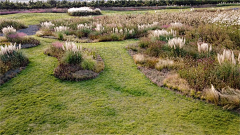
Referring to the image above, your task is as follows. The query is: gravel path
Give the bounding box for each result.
[0,25,39,36]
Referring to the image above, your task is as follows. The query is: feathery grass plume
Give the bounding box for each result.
[207,86,240,110]
[137,22,159,31]
[54,26,69,32]
[77,23,92,30]
[168,37,185,49]
[204,84,220,105]
[62,42,81,53]
[40,21,54,29]
[170,22,183,28]
[155,59,174,71]
[238,53,240,63]
[197,42,212,53]
[151,29,176,37]
[129,29,134,34]
[217,53,224,65]
[95,24,104,32]
[0,43,21,55]
[217,49,236,65]
[2,26,16,35]
[68,7,94,13]
[163,73,193,95]
[133,54,145,64]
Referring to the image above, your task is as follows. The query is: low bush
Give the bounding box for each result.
[45,41,104,81]
[139,37,152,48]
[68,7,102,16]
[0,19,27,30]
[61,51,82,65]
[212,62,240,90]
[2,27,40,46]
[58,32,64,40]
[45,42,64,59]
[81,56,96,71]
[204,85,240,110]
[0,43,28,74]
[178,57,215,91]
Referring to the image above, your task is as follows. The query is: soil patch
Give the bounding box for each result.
[0,25,39,36]
[0,67,26,86]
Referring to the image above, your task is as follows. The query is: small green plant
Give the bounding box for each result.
[58,32,64,40]
[81,57,96,70]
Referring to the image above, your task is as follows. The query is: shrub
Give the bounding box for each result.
[146,44,162,57]
[68,7,102,16]
[164,73,194,95]
[2,26,16,36]
[179,57,216,91]
[40,21,54,29]
[45,42,65,59]
[212,62,240,90]
[89,31,101,40]
[76,29,91,38]
[54,26,69,32]
[98,33,123,42]
[204,85,240,110]
[0,19,26,30]
[0,43,28,74]
[145,57,158,68]
[61,51,82,65]
[58,32,64,40]
[151,29,176,38]
[36,28,54,37]
[139,37,152,48]
[81,56,96,70]
[155,59,175,71]
[133,54,145,64]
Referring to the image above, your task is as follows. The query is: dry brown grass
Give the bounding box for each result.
[155,58,174,71]
[204,85,240,109]
[163,73,194,95]
[133,54,146,64]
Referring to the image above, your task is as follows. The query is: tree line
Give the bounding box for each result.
[0,0,239,10]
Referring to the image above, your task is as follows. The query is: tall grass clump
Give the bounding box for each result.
[0,19,27,30]
[45,41,104,81]
[0,43,28,74]
[1,26,40,46]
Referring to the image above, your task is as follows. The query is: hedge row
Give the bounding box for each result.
[0,0,239,10]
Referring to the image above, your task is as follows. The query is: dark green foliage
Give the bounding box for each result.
[76,29,91,38]
[61,51,82,65]
[0,19,27,30]
[0,0,237,10]
[68,10,102,16]
[146,44,162,57]
[7,35,40,45]
[212,62,240,90]
[89,31,101,40]
[157,35,173,42]
[99,33,123,42]
[58,32,64,40]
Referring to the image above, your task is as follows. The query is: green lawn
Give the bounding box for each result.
[0,11,240,134]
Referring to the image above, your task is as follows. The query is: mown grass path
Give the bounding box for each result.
[0,37,239,134]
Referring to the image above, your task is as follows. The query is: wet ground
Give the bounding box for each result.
[0,25,39,36]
